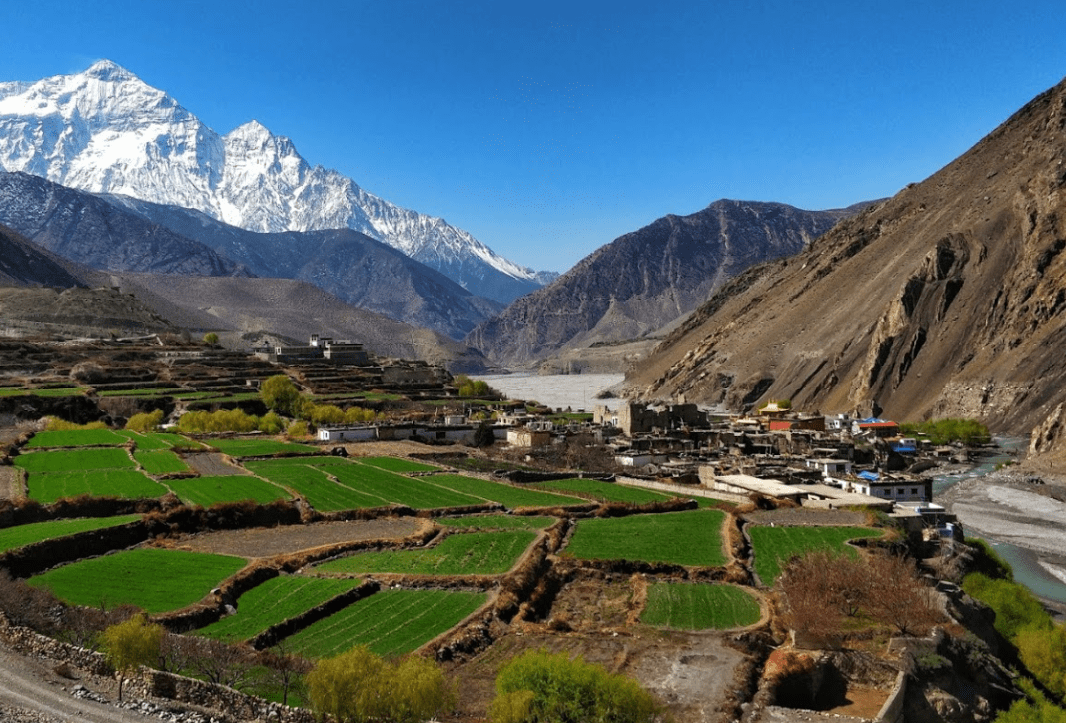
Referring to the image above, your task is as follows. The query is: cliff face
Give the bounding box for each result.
[467,200,866,369]
[627,76,1066,437]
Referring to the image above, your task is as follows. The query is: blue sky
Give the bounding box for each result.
[3,0,1065,273]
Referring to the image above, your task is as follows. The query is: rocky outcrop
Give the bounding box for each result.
[467,200,870,370]
[627,75,1066,436]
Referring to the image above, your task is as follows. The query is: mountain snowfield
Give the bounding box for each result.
[0,60,548,303]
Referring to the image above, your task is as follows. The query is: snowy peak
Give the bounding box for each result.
[0,60,548,303]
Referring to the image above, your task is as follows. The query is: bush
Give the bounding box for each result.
[125,409,164,433]
[490,649,659,723]
[309,404,346,425]
[966,539,1013,582]
[259,411,285,435]
[45,417,109,431]
[286,420,310,440]
[899,418,991,445]
[306,646,453,723]
[344,406,377,424]
[176,409,260,434]
[202,332,219,345]
[962,573,1051,640]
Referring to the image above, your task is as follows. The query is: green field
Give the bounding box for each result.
[532,478,674,504]
[641,583,761,629]
[117,431,173,450]
[27,469,169,503]
[14,447,135,472]
[356,457,439,473]
[97,387,185,397]
[28,548,246,613]
[420,474,580,508]
[207,439,318,457]
[24,429,129,448]
[198,575,363,641]
[284,589,487,659]
[327,465,483,510]
[165,475,291,507]
[436,514,555,530]
[149,433,206,450]
[134,449,190,475]
[0,515,141,553]
[748,525,883,584]
[566,509,727,567]
[314,530,536,576]
[246,460,391,511]
[0,387,84,398]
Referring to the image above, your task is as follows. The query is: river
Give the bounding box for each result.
[473,373,626,412]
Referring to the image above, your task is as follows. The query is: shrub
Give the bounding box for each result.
[286,420,310,440]
[259,411,285,435]
[310,404,346,425]
[125,409,164,433]
[100,614,164,700]
[202,332,219,345]
[344,406,377,424]
[962,573,1051,640]
[176,409,260,434]
[490,649,658,723]
[899,418,991,445]
[45,417,109,431]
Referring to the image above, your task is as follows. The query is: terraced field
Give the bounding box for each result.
[23,429,128,448]
[641,583,761,630]
[565,509,727,567]
[206,439,318,457]
[531,478,674,504]
[26,469,168,503]
[164,475,291,507]
[28,548,247,613]
[14,448,136,472]
[0,515,142,553]
[313,530,537,576]
[198,575,363,641]
[748,525,883,584]
[356,457,439,473]
[436,514,555,530]
[422,474,580,508]
[134,449,190,475]
[326,464,483,510]
[284,589,487,659]
[245,460,391,511]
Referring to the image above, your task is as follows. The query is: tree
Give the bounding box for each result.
[306,646,453,723]
[125,409,164,433]
[865,553,943,636]
[100,614,164,701]
[202,332,219,345]
[490,649,658,723]
[261,374,301,415]
[256,642,312,706]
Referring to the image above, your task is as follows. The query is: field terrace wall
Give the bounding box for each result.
[248,580,381,650]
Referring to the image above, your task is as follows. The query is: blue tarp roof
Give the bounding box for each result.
[858,470,880,481]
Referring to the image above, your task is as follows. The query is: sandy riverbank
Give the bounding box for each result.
[938,464,1066,617]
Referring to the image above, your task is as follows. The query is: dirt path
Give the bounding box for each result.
[0,467,24,500]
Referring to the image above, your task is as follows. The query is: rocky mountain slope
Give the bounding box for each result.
[0,172,500,339]
[0,60,548,303]
[626,75,1066,440]
[0,222,87,289]
[466,200,868,370]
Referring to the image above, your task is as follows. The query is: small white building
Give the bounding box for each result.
[319,426,376,442]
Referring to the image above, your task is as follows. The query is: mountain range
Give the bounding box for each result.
[466,199,873,370]
[625,75,1066,449]
[0,60,551,305]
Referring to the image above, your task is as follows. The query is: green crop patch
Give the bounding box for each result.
[15,448,135,472]
[566,509,727,567]
[198,575,362,641]
[749,526,883,585]
[24,429,129,448]
[206,439,318,457]
[532,478,673,504]
[355,457,440,473]
[117,431,172,450]
[285,589,487,659]
[436,514,555,530]
[0,515,141,553]
[327,464,482,510]
[27,469,169,503]
[153,433,206,450]
[421,474,580,508]
[29,548,246,613]
[315,530,536,576]
[641,583,761,630]
[134,449,190,475]
[97,387,185,397]
[165,475,291,507]
[246,460,388,512]
[0,387,85,398]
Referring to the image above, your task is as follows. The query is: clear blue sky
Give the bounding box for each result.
[3,0,1065,273]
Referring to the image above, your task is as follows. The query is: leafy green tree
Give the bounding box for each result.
[202,332,219,345]
[962,574,1051,640]
[100,614,164,701]
[259,411,285,435]
[287,420,311,440]
[344,406,376,424]
[1016,625,1066,701]
[176,409,260,433]
[125,409,164,433]
[306,646,453,723]
[261,375,301,415]
[490,649,658,723]
[310,404,346,425]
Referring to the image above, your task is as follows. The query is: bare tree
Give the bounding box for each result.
[866,553,943,636]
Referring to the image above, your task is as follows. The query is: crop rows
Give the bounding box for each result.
[245,461,390,511]
[15,448,135,472]
[314,530,537,576]
[0,515,142,553]
[165,475,291,507]
[206,439,318,457]
[356,457,440,473]
[284,589,487,659]
[531,478,674,504]
[565,509,727,567]
[327,465,482,509]
[134,449,190,475]
[24,429,129,448]
[28,548,246,613]
[641,583,761,630]
[198,575,363,642]
[421,474,579,508]
[27,470,168,503]
[748,525,884,584]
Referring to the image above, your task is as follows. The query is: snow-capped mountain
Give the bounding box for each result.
[0,60,547,303]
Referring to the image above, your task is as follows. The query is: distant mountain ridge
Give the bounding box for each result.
[0,60,549,303]
[466,199,872,369]
[625,75,1066,442]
